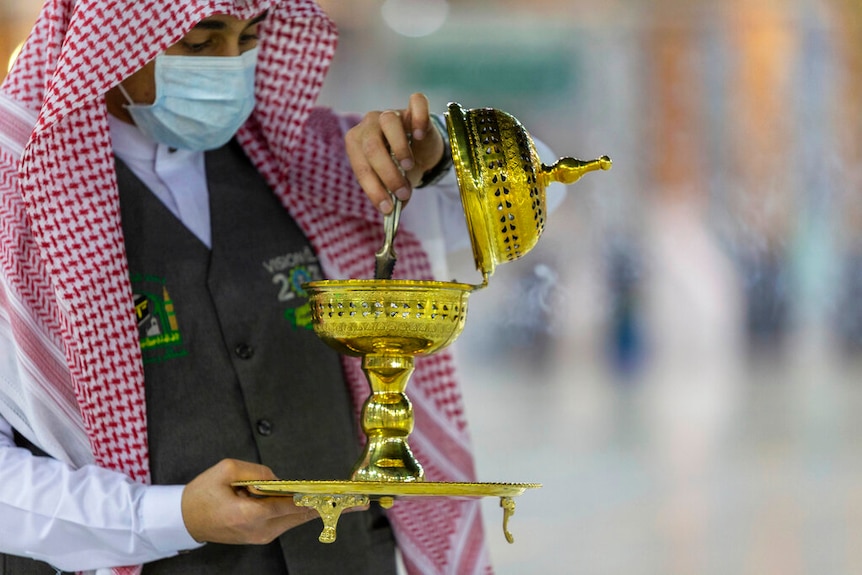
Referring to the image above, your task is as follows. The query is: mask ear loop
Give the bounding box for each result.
[116,83,136,107]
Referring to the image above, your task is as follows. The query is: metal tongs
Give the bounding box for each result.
[374,196,402,280]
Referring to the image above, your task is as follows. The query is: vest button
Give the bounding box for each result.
[235,344,254,360]
[256,419,273,436]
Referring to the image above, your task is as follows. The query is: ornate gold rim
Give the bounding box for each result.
[232,479,541,498]
[304,278,476,292]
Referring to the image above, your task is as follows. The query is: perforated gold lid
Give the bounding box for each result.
[445,102,611,286]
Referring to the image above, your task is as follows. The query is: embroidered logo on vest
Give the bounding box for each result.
[262,246,323,330]
[131,273,188,363]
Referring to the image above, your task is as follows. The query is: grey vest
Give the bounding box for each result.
[2,141,396,575]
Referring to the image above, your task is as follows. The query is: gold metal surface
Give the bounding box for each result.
[294,493,370,543]
[445,102,611,285]
[305,279,472,357]
[232,480,540,544]
[501,497,517,544]
[234,479,540,497]
[305,279,473,482]
[374,197,402,279]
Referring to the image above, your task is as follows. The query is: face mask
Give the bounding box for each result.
[120,47,259,151]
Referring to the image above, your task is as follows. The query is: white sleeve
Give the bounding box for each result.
[0,415,202,572]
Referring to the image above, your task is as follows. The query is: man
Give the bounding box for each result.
[0,1,516,573]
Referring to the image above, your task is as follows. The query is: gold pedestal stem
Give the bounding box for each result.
[351,353,425,482]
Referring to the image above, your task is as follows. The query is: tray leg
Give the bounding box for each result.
[501,497,517,544]
[294,493,370,543]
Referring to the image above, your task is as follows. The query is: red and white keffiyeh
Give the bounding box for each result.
[0,1,490,574]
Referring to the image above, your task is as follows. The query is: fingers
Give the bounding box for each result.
[345,116,408,214]
[246,495,318,530]
[182,459,318,546]
[380,110,413,172]
[345,93,443,214]
[405,92,431,142]
[403,92,444,185]
[345,111,412,214]
[219,458,278,482]
[227,493,317,545]
[260,502,318,540]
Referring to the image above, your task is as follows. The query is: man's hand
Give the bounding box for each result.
[181,459,316,545]
[345,92,446,215]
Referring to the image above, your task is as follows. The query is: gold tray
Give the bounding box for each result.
[233,479,539,497]
[232,480,541,544]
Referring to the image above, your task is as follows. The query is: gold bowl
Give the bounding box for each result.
[305,279,473,357]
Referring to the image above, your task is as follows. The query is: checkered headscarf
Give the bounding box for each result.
[0,1,490,573]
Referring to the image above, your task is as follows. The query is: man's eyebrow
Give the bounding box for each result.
[247,11,269,28]
[192,19,226,31]
[192,11,268,31]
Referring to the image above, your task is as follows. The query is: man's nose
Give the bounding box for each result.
[216,40,251,58]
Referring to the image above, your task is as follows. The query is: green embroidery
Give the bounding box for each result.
[284,302,314,330]
[131,274,187,364]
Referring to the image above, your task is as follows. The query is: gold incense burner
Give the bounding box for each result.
[235,103,611,544]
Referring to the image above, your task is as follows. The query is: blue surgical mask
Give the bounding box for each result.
[120,47,259,151]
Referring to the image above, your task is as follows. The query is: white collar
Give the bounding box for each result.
[107,113,211,247]
[107,113,199,165]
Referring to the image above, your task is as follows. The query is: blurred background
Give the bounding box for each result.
[4,0,862,573]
